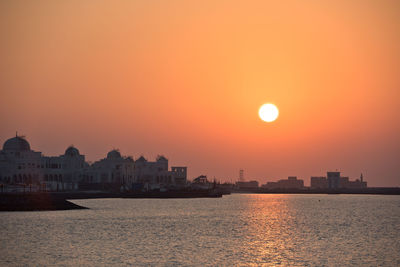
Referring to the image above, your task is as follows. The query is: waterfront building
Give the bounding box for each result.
[42,146,87,191]
[236,180,259,189]
[134,155,187,190]
[310,176,328,189]
[327,171,341,189]
[339,175,367,189]
[310,172,367,189]
[191,175,213,189]
[262,176,304,189]
[0,135,187,191]
[0,135,87,191]
[83,149,135,191]
[0,135,42,185]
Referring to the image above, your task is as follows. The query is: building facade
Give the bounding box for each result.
[310,172,367,189]
[262,176,304,189]
[236,180,259,189]
[0,135,87,191]
[83,149,135,191]
[134,155,187,190]
[0,135,187,192]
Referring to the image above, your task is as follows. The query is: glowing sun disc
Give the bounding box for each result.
[259,103,279,122]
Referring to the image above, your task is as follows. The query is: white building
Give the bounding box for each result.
[0,135,187,191]
[0,135,87,191]
[0,135,188,192]
[134,155,187,190]
[83,149,135,191]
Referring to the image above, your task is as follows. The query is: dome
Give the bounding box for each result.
[65,146,80,157]
[156,155,168,161]
[107,149,121,159]
[136,156,147,162]
[2,136,31,151]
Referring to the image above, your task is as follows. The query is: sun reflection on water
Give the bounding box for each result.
[236,194,298,265]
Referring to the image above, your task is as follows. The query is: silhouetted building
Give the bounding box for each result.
[327,172,341,189]
[0,134,187,192]
[236,180,259,189]
[262,176,304,189]
[0,134,87,191]
[84,149,135,191]
[339,175,367,189]
[191,175,213,190]
[310,172,367,189]
[310,176,328,189]
[193,175,208,184]
[134,155,187,190]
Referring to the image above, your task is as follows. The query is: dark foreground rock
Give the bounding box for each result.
[0,193,88,211]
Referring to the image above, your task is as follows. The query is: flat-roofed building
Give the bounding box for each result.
[327,172,341,189]
[310,172,367,190]
[262,176,304,189]
[310,176,328,189]
[236,180,259,189]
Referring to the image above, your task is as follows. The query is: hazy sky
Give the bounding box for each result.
[1,0,399,186]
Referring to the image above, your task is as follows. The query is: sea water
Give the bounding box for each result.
[1,194,399,266]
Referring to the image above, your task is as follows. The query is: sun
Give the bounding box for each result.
[259,103,279,122]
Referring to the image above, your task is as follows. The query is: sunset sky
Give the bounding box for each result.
[1,0,399,186]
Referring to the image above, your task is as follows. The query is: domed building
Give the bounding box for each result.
[0,134,187,192]
[85,149,134,191]
[0,134,87,192]
[65,146,80,157]
[134,154,187,189]
[2,135,31,151]
[0,134,42,187]
[107,149,122,159]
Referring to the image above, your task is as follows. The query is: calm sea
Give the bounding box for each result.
[1,194,399,266]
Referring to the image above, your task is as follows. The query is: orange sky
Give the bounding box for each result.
[1,0,399,186]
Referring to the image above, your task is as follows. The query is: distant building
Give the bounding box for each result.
[83,149,135,191]
[310,176,328,189]
[193,175,208,184]
[310,172,367,189]
[134,155,187,190]
[192,175,213,189]
[340,175,367,189]
[327,172,341,189]
[236,180,259,189]
[262,176,304,189]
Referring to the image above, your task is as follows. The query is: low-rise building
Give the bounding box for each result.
[327,172,341,189]
[134,155,187,190]
[262,176,304,189]
[310,176,328,189]
[310,172,367,189]
[83,149,135,191]
[0,135,187,192]
[236,180,259,189]
[0,135,88,191]
[191,175,213,189]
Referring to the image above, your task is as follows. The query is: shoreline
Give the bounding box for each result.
[0,193,88,212]
[232,187,400,195]
[1,187,399,212]
[0,190,223,211]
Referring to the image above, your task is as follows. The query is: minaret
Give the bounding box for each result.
[360,173,363,182]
